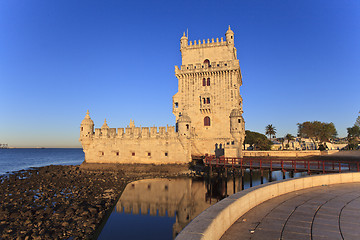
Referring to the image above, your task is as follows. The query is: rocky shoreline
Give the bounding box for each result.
[0,163,190,240]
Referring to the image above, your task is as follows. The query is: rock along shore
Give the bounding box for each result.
[0,163,190,240]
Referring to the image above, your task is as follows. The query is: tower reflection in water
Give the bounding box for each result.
[98,170,306,239]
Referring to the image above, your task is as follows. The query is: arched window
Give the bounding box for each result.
[204,116,211,126]
[203,59,210,67]
[203,78,206,86]
[207,78,210,86]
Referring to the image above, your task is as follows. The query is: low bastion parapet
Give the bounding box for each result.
[89,124,179,140]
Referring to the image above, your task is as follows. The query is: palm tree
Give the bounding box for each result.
[265,124,276,140]
[285,133,295,149]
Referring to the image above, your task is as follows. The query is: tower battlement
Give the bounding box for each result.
[175,60,240,75]
[179,26,236,66]
[184,37,227,49]
[87,121,178,139]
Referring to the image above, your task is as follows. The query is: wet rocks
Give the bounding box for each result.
[0,163,189,239]
[0,165,128,239]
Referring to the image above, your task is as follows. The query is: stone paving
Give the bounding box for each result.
[221,182,360,240]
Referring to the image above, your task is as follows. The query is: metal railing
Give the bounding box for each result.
[204,155,360,174]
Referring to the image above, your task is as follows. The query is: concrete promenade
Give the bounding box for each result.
[221,183,360,240]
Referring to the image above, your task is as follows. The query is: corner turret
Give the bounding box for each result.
[229,108,245,158]
[230,108,244,139]
[177,113,191,138]
[80,110,94,138]
[225,25,234,46]
[180,32,188,49]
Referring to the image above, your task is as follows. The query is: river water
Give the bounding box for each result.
[97,170,307,239]
[0,148,84,175]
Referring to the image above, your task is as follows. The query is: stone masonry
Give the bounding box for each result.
[79,27,245,164]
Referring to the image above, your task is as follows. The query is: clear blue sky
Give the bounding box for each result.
[1,0,359,147]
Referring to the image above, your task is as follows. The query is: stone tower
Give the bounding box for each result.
[79,27,245,164]
[173,26,245,156]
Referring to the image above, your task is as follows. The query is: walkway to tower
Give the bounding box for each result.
[220,182,360,240]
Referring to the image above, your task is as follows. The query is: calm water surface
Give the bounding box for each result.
[0,148,84,175]
[98,170,307,240]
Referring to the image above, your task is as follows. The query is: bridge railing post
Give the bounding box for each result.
[357,162,359,172]
[322,161,325,174]
[339,163,341,173]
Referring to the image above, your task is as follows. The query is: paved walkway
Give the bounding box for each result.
[221,183,360,240]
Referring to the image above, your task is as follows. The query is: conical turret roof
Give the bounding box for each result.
[101,119,109,129]
[81,110,94,125]
[226,25,234,34]
[178,113,191,122]
[181,32,188,40]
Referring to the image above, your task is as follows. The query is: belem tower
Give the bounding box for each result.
[80,26,245,164]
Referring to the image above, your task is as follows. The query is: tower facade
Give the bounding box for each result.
[173,26,245,156]
[79,27,245,164]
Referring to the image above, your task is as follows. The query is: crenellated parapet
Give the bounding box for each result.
[180,26,234,50]
[175,59,240,75]
[185,37,227,49]
[90,121,177,140]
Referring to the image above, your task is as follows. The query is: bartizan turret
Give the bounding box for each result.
[177,113,191,138]
[225,25,234,46]
[229,108,245,157]
[180,32,188,49]
[230,108,244,137]
[80,110,94,139]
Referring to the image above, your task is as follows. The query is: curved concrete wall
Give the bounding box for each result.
[176,172,360,240]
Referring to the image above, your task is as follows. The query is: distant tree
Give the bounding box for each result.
[297,121,337,149]
[265,124,276,140]
[285,133,295,149]
[347,125,360,150]
[245,130,273,150]
[355,111,360,128]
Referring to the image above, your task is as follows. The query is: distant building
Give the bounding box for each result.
[79,27,245,164]
[0,144,8,149]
